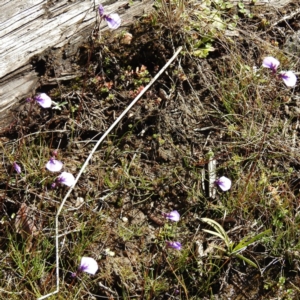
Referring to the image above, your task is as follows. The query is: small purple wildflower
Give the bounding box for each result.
[78,257,98,275]
[262,57,280,73]
[279,71,297,87]
[35,93,52,108]
[262,57,297,87]
[166,241,182,250]
[57,172,75,187]
[98,4,104,16]
[70,272,77,278]
[105,15,121,29]
[215,176,232,192]
[13,162,21,174]
[98,5,121,29]
[46,157,63,172]
[163,210,180,222]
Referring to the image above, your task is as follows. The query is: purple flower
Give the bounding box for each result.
[57,172,75,187]
[279,71,297,87]
[262,57,297,87]
[215,176,232,192]
[77,257,98,275]
[98,5,121,29]
[46,157,63,172]
[163,210,180,222]
[35,93,52,108]
[166,241,182,250]
[262,57,280,73]
[98,4,104,16]
[105,14,121,29]
[13,162,21,174]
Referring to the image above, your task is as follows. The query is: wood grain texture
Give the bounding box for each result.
[0,0,153,128]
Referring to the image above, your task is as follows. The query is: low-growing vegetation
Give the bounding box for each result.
[1,0,300,299]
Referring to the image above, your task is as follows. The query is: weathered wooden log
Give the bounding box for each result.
[0,0,153,129]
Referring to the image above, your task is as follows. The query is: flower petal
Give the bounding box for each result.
[163,210,180,222]
[166,241,182,250]
[262,57,280,71]
[79,257,98,275]
[13,162,21,174]
[280,71,297,87]
[215,176,232,192]
[46,158,63,172]
[35,93,52,108]
[98,4,104,17]
[57,172,75,187]
[105,14,121,29]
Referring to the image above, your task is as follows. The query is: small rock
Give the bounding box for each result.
[121,216,128,223]
[75,197,84,207]
[120,32,133,45]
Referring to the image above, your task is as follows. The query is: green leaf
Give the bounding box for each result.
[233,229,271,253]
[234,254,258,268]
[192,49,210,58]
[201,218,231,248]
[211,15,226,31]
[202,229,226,241]
[192,43,215,58]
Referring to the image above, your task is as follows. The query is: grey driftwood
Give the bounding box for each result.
[0,0,153,129]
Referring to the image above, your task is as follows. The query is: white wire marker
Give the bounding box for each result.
[38,45,183,299]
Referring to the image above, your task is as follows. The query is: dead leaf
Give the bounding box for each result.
[120,32,133,45]
[15,203,39,237]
